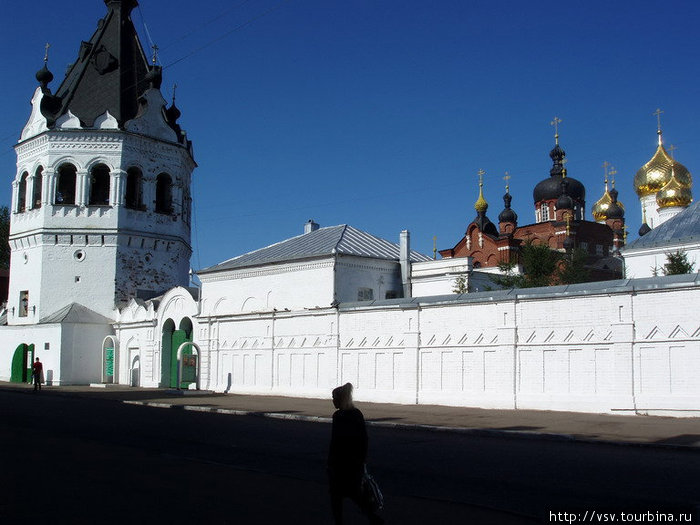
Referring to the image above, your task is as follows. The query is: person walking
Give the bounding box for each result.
[327,383,384,525]
[32,357,43,392]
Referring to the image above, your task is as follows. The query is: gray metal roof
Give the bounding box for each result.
[623,200,700,251]
[199,225,431,274]
[39,303,113,325]
[339,272,700,310]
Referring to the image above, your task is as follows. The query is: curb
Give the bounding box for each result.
[121,400,698,451]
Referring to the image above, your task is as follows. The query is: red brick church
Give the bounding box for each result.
[439,132,625,280]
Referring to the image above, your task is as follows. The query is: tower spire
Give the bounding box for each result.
[551,116,562,145]
[653,108,664,146]
[474,169,488,213]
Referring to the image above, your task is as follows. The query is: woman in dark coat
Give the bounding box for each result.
[327,383,383,524]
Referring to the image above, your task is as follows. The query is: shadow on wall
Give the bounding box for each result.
[46,370,53,386]
[225,372,232,393]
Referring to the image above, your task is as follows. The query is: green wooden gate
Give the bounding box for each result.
[10,344,33,383]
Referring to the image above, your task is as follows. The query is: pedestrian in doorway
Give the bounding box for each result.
[32,357,43,392]
[327,383,384,525]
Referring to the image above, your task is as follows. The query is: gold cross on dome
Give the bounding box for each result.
[503,172,511,192]
[668,144,677,159]
[609,167,617,188]
[478,169,485,186]
[551,116,562,143]
[653,108,664,131]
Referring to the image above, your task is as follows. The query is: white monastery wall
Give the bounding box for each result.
[112,278,700,416]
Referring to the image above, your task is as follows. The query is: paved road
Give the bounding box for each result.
[1,390,698,524]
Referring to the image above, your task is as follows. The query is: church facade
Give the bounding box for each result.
[1,1,698,417]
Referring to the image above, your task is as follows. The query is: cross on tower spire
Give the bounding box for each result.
[668,144,677,160]
[151,44,159,65]
[43,42,50,64]
[653,108,664,145]
[503,171,511,193]
[551,116,562,145]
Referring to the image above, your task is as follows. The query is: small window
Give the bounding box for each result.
[89,164,111,206]
[125,167,143,210]
[580,241,589,252]
[357,288,374,301]
[17,172,28,212]
[56,164,77,205]
[596,244,604,256]
[33,167,43,208]
[385,291,398,300]
[19,291,29,317]
[155,173,173,214]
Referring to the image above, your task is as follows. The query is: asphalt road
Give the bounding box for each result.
[1,390,698,524]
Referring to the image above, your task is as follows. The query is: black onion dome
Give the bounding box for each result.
[606,188,624,219]
[474,212,498,237]
[166,102,181,123]
[498,208,517,223]
[550,143,565,162]
[145,66,163,89]
[498,192,518,223]
[556,179,573,210]
[534,175,585,203]
[35,64,54,88]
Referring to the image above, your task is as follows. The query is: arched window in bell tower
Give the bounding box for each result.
[89,164,111,206]
[17,172,28,212]
[125,167,143,210]
[33,166,43,209]
[155,173,173,214]
[56,164,77,205]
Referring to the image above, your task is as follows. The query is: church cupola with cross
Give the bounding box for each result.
[533,117,585,223]
[8,0,196,324]
[633,109,692,230]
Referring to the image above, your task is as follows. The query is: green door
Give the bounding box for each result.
[170,329,193,389]
[104,345,115,383]
[10,344,33,383]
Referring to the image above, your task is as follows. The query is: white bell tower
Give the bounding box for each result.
[8,0,195,324]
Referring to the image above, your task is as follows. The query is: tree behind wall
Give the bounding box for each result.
[663,250,695,276]
[0,205,9,269]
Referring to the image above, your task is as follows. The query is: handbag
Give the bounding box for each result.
[361,464,384,512]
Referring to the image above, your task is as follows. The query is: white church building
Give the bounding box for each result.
[2,0,699,417]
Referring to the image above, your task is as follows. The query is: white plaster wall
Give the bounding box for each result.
[200,260,336,314]
[0,324,62,383]
[60,322,112,385]
[623,243,700,278]
[335,255,402,302]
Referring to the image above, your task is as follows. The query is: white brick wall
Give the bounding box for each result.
[106,278,700,416]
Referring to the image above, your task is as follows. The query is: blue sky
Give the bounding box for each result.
[1,0,698,270]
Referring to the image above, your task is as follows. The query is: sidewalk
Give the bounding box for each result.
[2,382,699,448]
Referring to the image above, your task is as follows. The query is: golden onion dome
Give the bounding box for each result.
[591,187,612,222]
[656,169,693,208]
[634,140,692,197]
[474,182,488,213]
